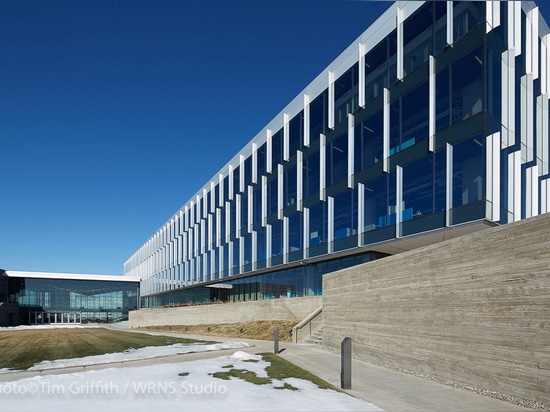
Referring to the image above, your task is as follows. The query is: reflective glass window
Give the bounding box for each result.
[257,227,267,269]
[257,143,267,177]
[304,149,320,197]
[310,90,328,142]
[253,184,262,225]
[365,30,397,103]
[284,164,297,207]
[289,111,303,154]
[272,129,283,166]
[240,191,248,231]
[328,133,348,185]
[363,173,389,230]
[436,66,450,132]
[308,202,327,246]
[271,220,283,260]
[453,1,485,42]
[451,46,484,125]
[243,233,252,272]
[402,155,436,221]
[232,239,240,274]
[404,2,434,76]
[334,189,357,240]
[335,63,359,125]
[452,135,484,207]
[354,110,383,172]
[390,80,429,156]
[244,156,252,186]
[267,175,278,216]
[233,166,240,195]
[288,212,303,256]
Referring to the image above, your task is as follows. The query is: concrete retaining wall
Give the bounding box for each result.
[129,296,321,328]
[323,213,550,406]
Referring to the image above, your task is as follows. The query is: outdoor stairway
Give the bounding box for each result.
[305,327,323,345]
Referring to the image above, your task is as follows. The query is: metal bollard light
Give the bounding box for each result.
[341,337,352,389]
[274,327,279,354]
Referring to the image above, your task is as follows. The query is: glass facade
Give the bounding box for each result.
[5,275,139,324]
[125,1,550,309]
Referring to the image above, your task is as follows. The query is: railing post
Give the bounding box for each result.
[341,337,352,389]
[274,327,279,354]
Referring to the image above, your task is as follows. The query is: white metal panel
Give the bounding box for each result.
[537,95,549,175]
[514,1,522,57]
[542,35,549,95]
[278,164,284,220]
[218,174,224,207]
[194,223,199,258]
[508,150,522,222]
[283,216,289,264]
[251,230,257,271]
[357,182,364,246]
[297,150,303,211]
[235,193,241,237]
[216,208,221,247]
[525,165,539,218]
[208,214,213,251]
[383,88,390,172]
[396,165,402,238]
[520,74,531,161]
[228,165,234,200]
[486,0,501,34]
[239,154,245,193]
[261,175,267,226]
[348,113,355,188]
[328,72,335,129]
[542,179,549,214]
[218,245,223,278]
[203,188,208,217]
[303,207,309,259]
[397,6,403,81]
[201,219,206,254]
[266,129,272,174]
[252,142,258,184]
[446,143,453,227]
[239,236,244,273]
[210,181,215,213]
[225,201,231,243]
[358,42,366,108]
[327,196,334,254]
[487,132,501,222]
[320,134,326,201]
[529,7,539,79]
[304,94,310,147]
[228,241,233,276]
[429,56,435,152]
[248,185,253,233]
[284,113,290,161]
[266,224,272,268]
[487,0,493,34]
[447,1,453,46]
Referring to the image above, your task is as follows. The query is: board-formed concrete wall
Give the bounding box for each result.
[129,295,321,328]
[323,213,550,406]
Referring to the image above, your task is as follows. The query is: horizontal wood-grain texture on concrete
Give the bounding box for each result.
[129,295,321,328]
[323,213,550,406]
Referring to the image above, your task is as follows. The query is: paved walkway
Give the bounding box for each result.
[1,326,532,412]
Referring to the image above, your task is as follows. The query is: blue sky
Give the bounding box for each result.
[0,0,393,275]
[1,1,549,276]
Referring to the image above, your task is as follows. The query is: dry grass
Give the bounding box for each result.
[0,327,212,371]
[142,320,298,342]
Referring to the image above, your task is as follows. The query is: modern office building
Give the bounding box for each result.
[0,270,140,326]
[125,1,550,309]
